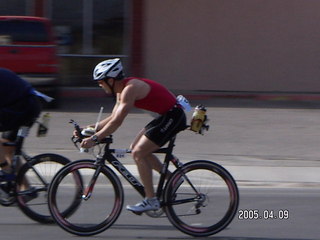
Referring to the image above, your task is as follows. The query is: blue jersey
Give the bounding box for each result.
[0,68,35,108]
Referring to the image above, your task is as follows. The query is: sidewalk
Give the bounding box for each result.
[106,163,320,189]
[39,88,320,188]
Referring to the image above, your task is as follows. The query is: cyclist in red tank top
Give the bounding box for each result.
[79,59,187,214]
[123,77,176,115]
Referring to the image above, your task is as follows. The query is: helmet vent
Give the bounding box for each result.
[93,58,124,81]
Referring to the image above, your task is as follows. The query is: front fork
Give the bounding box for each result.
[81,161,103,200]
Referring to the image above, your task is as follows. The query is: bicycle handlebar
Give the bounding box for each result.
[69,119,114,151]
[69,119,84,150]
[69,119,83,138]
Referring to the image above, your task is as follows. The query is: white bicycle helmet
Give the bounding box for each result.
[93,58,124,81]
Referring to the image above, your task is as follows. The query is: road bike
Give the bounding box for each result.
[48,118,239,236]
[0,124,71,223]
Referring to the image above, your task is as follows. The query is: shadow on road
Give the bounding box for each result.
[110,224,316,240]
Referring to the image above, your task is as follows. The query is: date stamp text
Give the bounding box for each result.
[238,209,289,220]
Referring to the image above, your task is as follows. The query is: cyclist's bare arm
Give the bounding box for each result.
[95,87,137,138]
[95,79,150,137]
[93,100,120,131]
[80,85,139,148]
[73,98,119,138]
[90,78,150,132]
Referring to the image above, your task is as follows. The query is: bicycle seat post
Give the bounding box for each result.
[9,126,30,173]
[14,126,30,155]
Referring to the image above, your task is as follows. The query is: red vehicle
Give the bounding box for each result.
[0,16,59,105]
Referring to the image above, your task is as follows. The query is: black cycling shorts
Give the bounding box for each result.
[0,95,41,141]
[144,105,187,147]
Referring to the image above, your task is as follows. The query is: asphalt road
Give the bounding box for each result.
[1,95,319,239]
[0,188,319,239]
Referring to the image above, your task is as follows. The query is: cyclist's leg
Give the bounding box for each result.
[134,107,187,197]
[128,107,187,212]
[127,135,161,212]
[1,95,41,166]
[143,107,187,179]
[0,111,17,173]
[131,128,169,177]
[130,128,145,149]
[0,142,10,171]
[18,98,41,190]
[131,135,159,198]
[1,130,18,169]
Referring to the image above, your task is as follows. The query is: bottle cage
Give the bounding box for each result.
[189,105,210,135]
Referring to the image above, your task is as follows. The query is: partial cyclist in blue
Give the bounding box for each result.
[0,68,42,180]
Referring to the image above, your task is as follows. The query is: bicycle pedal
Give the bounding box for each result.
[145,208,164,218]
[0,187,16,206]
[131,211,143,216]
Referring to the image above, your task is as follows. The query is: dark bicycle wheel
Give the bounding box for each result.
[15,153,72,223]
[48,160,124,236]
[164,160,239,237]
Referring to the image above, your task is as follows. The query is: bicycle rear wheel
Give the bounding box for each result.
[164,160,239,237]
[48,160,124,236]
[15,153,71,223]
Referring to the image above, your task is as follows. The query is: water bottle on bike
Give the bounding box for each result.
[190,105,208,133]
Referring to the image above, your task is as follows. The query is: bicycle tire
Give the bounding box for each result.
[164,160,239,237]
[15,153,71,223]
[48,159,124,236]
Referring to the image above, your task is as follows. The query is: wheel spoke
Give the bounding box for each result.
[48,160,123,236]
[165,161,239,237]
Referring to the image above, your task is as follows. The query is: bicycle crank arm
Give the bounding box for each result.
[168,197,197,206]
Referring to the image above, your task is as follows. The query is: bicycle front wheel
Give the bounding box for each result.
[48,160,124,236]
[164,160,239,237]
[16,153,71,223]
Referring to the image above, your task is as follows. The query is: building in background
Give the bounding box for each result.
[0,0,127,86]
[134,0,320,93]
[1,0,320,95]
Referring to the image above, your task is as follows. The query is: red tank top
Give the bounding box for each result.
[124,77,176,115]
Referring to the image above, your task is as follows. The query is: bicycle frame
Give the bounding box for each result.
[2,126,50,197]
[49,118,241,237]
[2,126,30,177]
[82,135,183,201]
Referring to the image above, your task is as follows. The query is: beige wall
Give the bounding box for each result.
[142,0,320,92]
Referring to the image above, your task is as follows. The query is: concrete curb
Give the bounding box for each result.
[111,164,320,189]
